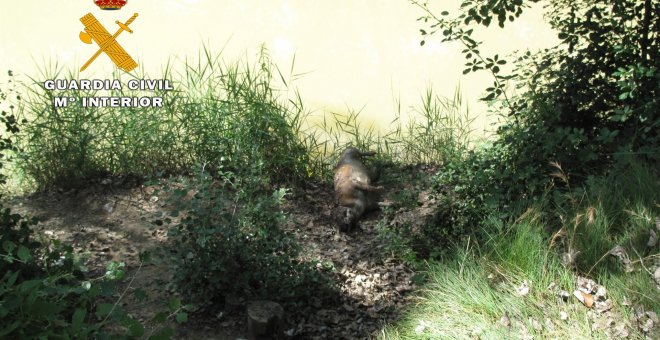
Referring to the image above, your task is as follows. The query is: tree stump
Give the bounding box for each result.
[247,300,284,340]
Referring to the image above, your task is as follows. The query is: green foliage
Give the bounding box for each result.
[383,161,658,339]
[163,167,336,309]
[15,47,315,189]
[416,0,660,202]
[318,87,474,169]
[1,76,179,339]
[550,161,659,277]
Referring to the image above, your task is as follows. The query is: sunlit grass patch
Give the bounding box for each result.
[382,161,659,339]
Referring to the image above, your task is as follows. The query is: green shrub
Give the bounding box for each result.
[1,73,180,339]
[163,167,336,309]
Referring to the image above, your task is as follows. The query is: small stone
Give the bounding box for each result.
[560,311,568,320]
[102,202,115,213]
[499,314,511,328]
[517,280,530,296]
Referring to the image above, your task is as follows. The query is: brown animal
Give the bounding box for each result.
[334,147,382,230]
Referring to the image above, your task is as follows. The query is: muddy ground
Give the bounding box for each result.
[8,165,439,339]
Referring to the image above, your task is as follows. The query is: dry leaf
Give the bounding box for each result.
[574,290,594,308]
[530,318,542,331]
[544,318,555,331]
[612,324,629,338]
[577,276,598,294]
[561,248,580,268]
[622,296,631,306]
[608,246,634,272]
[640,319,654,334]
[595,299,613,313]
[648,229,658,247]
[585,207,595,225]
[499,314,511,328]
[517,280,530,296]
[549,228,566,248]
[593,316,615,331]
[594,285,607,300]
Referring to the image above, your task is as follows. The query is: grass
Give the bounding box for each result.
[7,44,656,339]
[7,46,475,191]
[11,46,316,189]
[381,160,659,339]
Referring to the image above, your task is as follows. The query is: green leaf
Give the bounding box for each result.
[96,303,114,318]
[6,270,19,286]
[17,245,30,261]
[30,300,62,316]
[133,288,148,302]
[19,279,42,293]
[148,327,174,340]
[482,93,496,101]
[175,312,188,324]
[558,32,568,39]
[152,312,168,324]
[420,40,425,46]
[127,318,145,337]
[72,308,87,332]
[0,321,20,337]
[168,298,181,311]
[2,240,16,253]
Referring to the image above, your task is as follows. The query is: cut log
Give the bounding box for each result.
[247,300,284,340]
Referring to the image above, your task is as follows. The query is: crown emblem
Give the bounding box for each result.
[94,0,127,10]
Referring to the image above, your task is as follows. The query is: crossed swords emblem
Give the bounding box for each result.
[79,13,139,72]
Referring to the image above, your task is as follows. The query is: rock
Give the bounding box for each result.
[247,300,284,340]
[102,201,115,213]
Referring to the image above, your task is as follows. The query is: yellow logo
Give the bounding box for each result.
[79,13,139,72]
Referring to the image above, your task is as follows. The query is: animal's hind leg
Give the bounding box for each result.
[351,179,383,192]
[344,199,366,230]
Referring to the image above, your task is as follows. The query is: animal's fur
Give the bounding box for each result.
[333,147,382,231]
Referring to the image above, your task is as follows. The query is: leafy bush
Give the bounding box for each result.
[414,0,659,203]
[163,167,336,309]
[1,73,179,339]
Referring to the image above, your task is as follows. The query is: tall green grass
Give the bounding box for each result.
[317,87,475,166]
[14,47,315,188]
[12,47,475,189]
[382,160,659,339]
